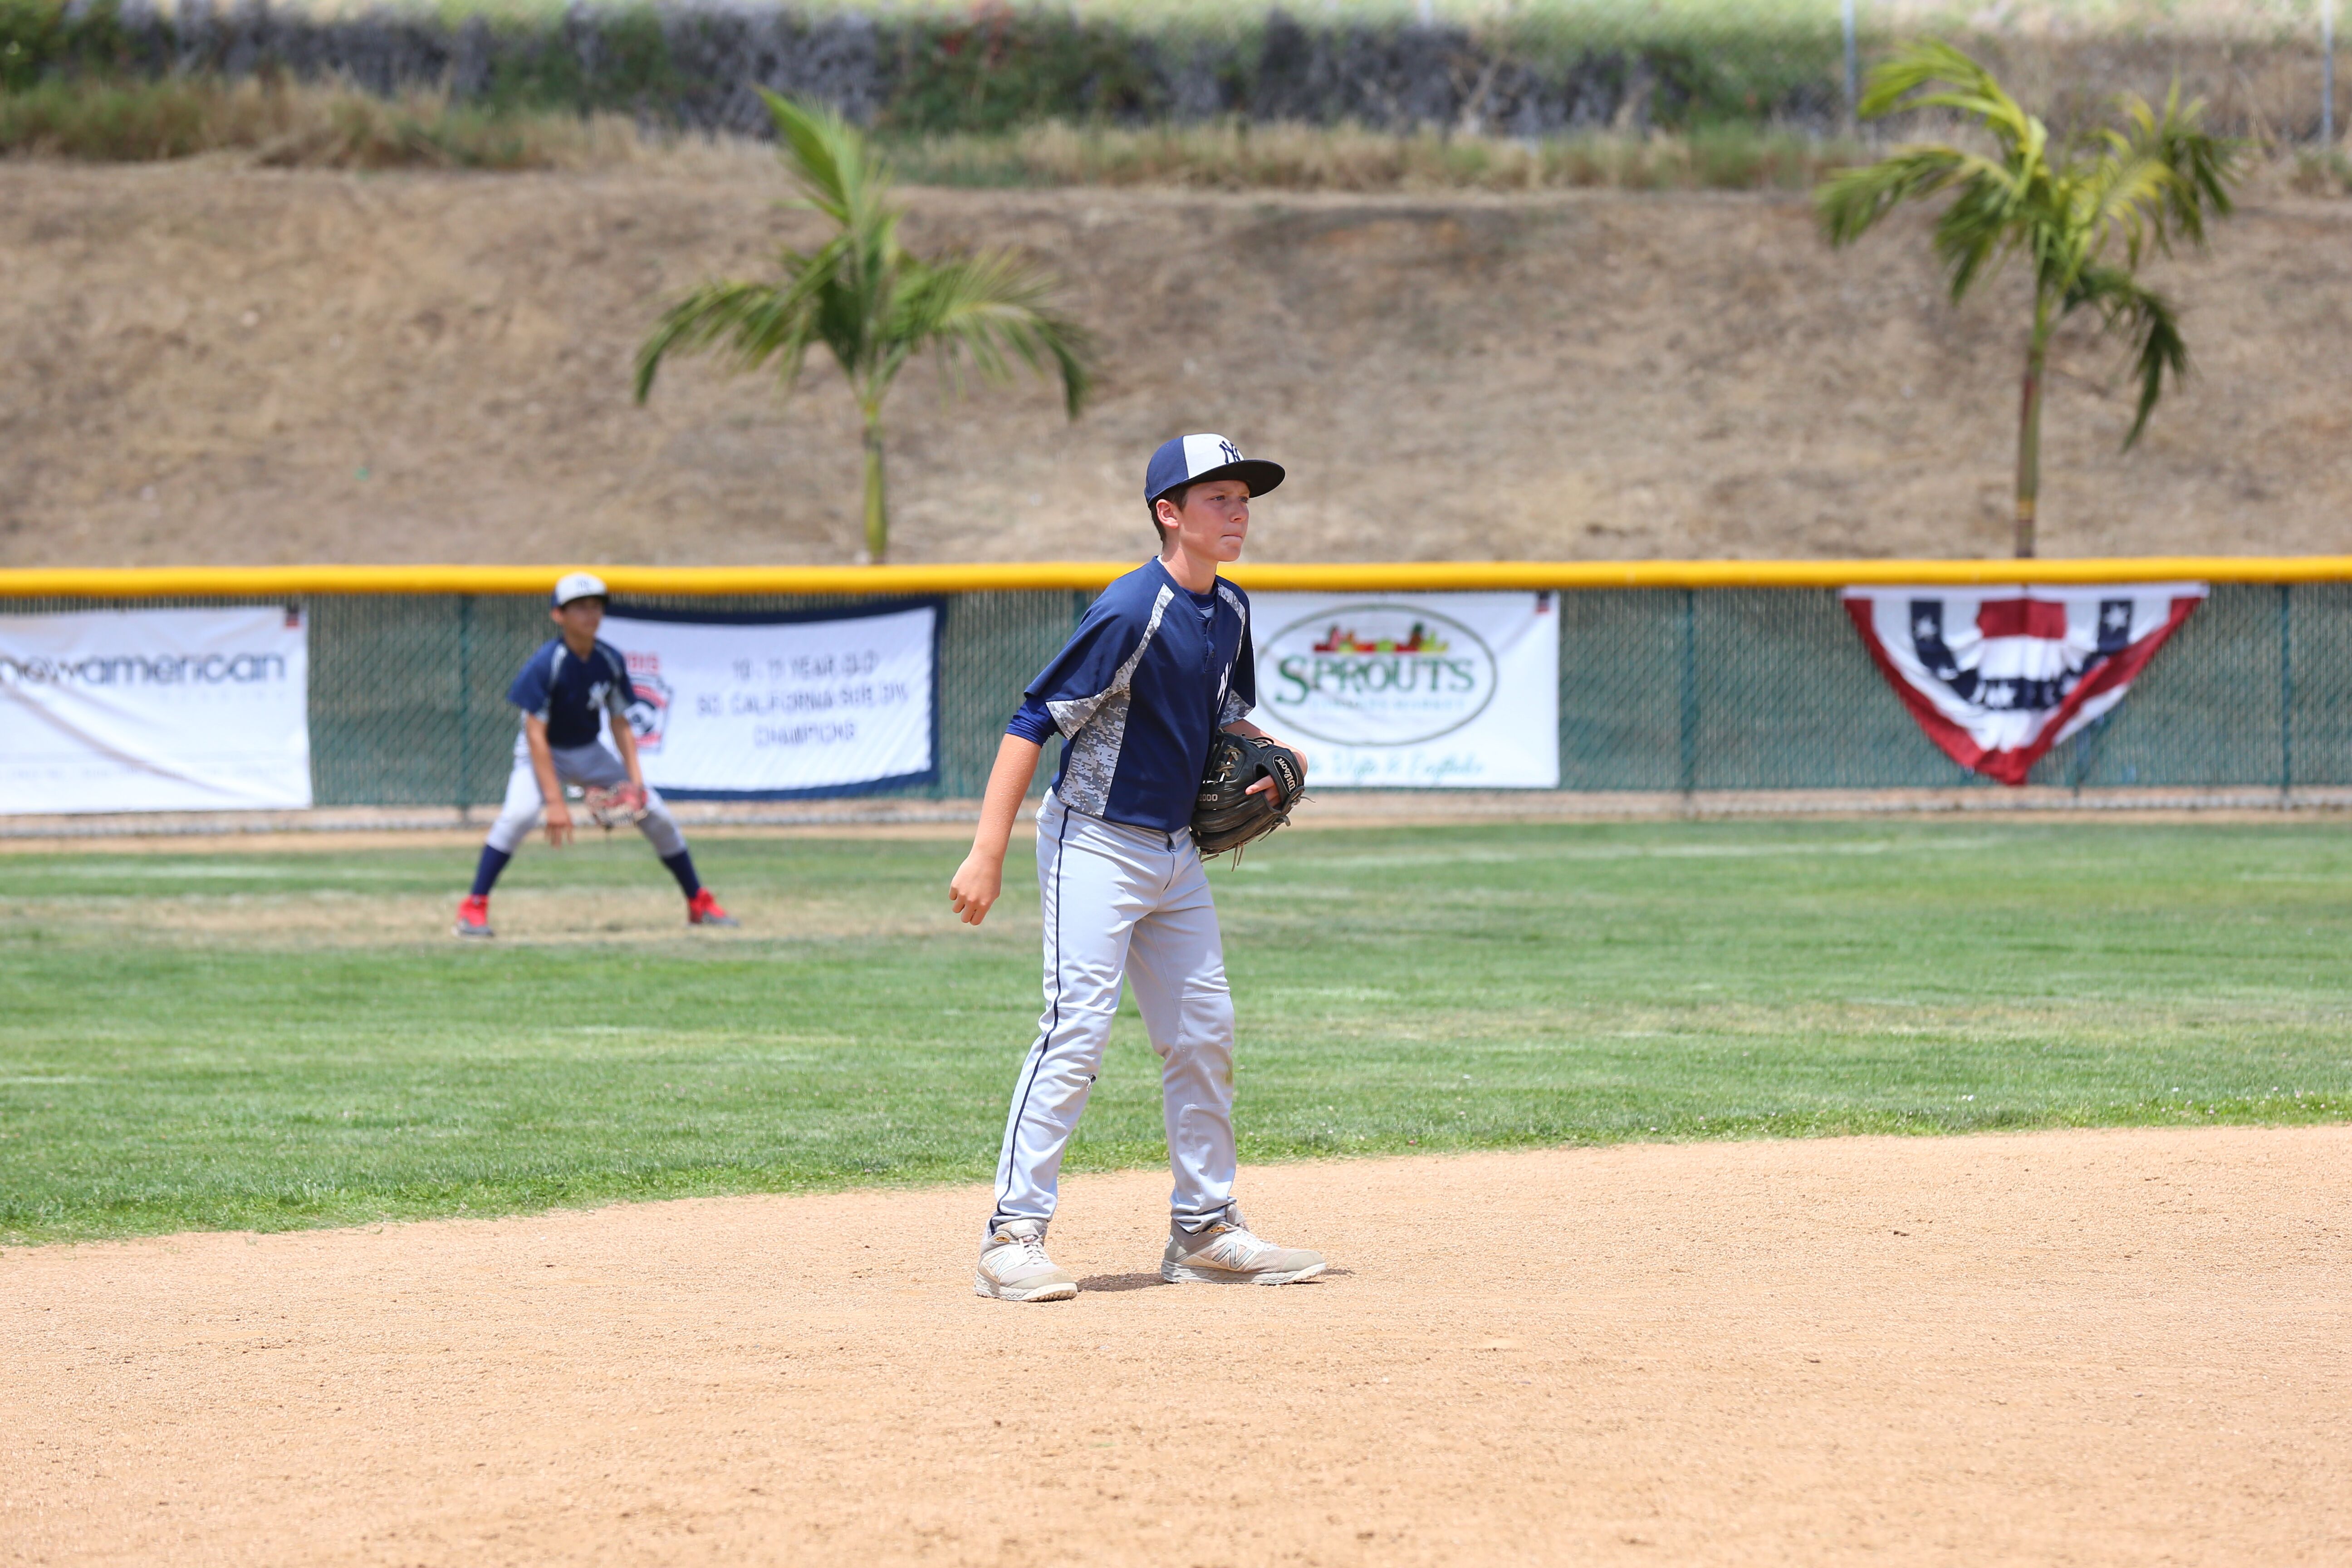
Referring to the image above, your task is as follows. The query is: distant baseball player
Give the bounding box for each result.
[948,435,1326,1302]
[454,573,737,938]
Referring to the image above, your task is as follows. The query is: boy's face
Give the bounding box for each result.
[1158,480,1252,563]
[551,598,605,642]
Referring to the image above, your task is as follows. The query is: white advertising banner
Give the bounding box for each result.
[1246,592,1559,788]
[0,607,312,814]
[602,602,939,799]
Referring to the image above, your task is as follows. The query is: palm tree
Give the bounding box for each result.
[1817,41,2238,557]
[634,91,1096,563]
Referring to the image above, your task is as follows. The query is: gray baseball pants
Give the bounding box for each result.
[990,789,1239,1235]
[484,732,688,858]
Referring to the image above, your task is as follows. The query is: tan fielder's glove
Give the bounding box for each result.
[579,783,648,829]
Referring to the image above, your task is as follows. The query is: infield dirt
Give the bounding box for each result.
[4,1125,2345,1566]
[5,158,2351,568]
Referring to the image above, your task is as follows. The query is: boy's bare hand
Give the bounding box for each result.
[544,804,575,848]
[949,853,1003,926]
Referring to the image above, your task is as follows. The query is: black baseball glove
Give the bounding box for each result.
[1192,730,1307,858]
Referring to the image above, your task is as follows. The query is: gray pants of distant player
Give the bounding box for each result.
[991,789,1238,1234]
[485,733,688,858]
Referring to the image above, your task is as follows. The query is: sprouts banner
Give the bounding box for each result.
[1843,583,2205,784]
[1246,592,1560,788]
[601,600,939,799]
[0,607,312,813]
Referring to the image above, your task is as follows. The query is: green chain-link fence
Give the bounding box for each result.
[11,583,2351,804]
[1556,583,2352,793]
[4,589,1081,807]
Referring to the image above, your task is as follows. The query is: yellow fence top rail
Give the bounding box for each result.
[5,557,2352,597]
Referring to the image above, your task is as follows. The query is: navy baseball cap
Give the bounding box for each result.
[1144,434,1285,505]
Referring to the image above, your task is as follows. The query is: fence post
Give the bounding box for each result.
[1677,588,1698,796]
[2279,583,2294,803]
[2325,0,2337,148]
[1841,0,1859,131]
[456,593,474,815]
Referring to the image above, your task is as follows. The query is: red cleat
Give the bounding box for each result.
[453,893,494,940]
[687,888,739,927]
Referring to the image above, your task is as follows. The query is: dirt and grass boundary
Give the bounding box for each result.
[5,786,2351,851]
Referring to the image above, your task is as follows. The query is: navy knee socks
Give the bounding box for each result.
[469,845,512,898]
[469,844,698,899]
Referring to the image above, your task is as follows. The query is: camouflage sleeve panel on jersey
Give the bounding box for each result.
[1024,588,1167,738]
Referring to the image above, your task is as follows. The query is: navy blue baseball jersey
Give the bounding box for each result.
[507,637,637,749]
[1008,558,1254,834]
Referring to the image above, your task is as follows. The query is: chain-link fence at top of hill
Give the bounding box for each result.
[0,0,2343,147]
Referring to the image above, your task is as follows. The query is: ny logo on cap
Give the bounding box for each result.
[1217,439,1242,466]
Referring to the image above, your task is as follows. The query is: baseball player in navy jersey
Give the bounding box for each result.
[453,573,737,938]
[948,435,1328,1302]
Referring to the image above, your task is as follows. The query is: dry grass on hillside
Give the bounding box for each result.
[0,80,653,169]
[2,160,2348,568]
[0,78,1877,192]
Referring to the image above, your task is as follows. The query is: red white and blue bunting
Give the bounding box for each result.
[1842,584,2205,785]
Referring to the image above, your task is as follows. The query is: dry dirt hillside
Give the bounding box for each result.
[3,152,2347,567]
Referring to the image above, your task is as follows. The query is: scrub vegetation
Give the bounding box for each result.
[0,77,644,165]
[0,74,1873,186]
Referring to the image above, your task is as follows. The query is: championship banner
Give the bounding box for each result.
[601,600,938,799]
[1246,592,1559,788]
[1843,583,2205,785]
[0,607,312,813]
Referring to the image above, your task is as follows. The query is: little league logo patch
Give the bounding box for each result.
[1842,583,2206,784]
[622,657,671,752]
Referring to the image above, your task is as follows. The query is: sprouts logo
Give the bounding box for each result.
[1259,603,1496,745]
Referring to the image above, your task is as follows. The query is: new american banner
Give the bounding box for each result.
[0,606,312,813]
[1842,583,2206,784]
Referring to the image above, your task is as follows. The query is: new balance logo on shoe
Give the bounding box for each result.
[1160,1208,1327,1286]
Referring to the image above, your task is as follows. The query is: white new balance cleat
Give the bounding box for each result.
[974,1218,1078,1303]
[1161,1205,1327,1286]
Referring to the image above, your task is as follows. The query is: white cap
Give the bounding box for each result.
[552,571,609,607]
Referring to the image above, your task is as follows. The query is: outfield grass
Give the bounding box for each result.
[3,819,2348,1245]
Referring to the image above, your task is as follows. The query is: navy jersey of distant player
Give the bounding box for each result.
[507,637,638,748]
[1006,558,1255,833]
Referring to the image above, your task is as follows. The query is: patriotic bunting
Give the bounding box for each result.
[1842,584,2205,785]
